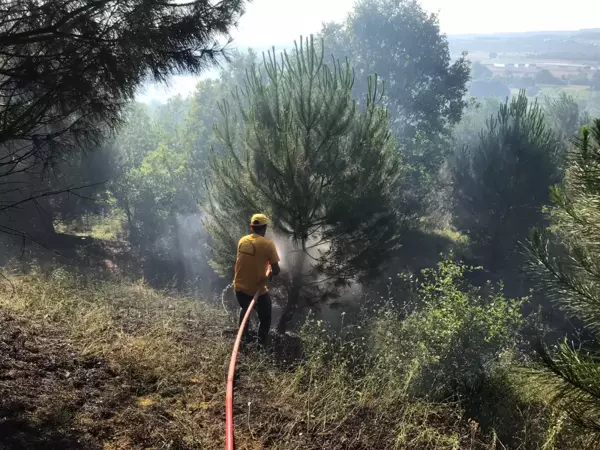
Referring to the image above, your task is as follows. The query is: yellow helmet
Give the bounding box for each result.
[250,213,270,226]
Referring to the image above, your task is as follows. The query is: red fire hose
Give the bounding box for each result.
[225,269,271,450]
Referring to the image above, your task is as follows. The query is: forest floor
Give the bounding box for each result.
[0,311,130,449]
[0,259,494,450]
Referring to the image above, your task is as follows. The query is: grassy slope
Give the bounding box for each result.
[0,268,495,450]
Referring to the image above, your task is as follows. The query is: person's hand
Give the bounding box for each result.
[266,266,273,282]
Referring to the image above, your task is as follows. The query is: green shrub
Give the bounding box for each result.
[298,256,580,448]
[301,255,525,401]
[389,256,525,398]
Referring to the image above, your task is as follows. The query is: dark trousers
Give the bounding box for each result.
[235,291,272,345]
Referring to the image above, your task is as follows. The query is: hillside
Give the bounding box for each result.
[0,265,495,450]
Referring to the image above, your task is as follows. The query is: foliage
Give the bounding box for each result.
[543,92,590,145]
[1,264,565,449]
[320,0,470,214]
[452,97,503,152]
[508,75,536,90]
[536,69,567,86]
[320,0,470,140]
[568,73,591,86]
[185,50,259,165]
[468,79,511,99]
[54,206,127,241]
[386,256,525,398]
[77,51,261,288]
[0,0,243,149]
[299,256,571,449]
[206,36,405,332]
[471,62,493,80]
[106,101,215,288]
[452,90,561,276]
[3,6,600,448]
[0,0,244,241]
[528,120,600,435]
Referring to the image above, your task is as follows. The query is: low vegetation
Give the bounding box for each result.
[0,259,591,449]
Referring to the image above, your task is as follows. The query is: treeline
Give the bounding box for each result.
[449,31,600,59]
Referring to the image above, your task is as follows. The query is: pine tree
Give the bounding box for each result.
[452,91,561,284]
[205,36,405,332]
[528,119,600,434]
[0,0,243,238]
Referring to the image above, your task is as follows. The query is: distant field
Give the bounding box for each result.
[507,85,600,115]
[538,85,595,100]
[456,50,598,66]
[509,85,594,98]
[451,30,600,116]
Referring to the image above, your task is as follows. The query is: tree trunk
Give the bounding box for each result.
[276,249,306,334]
[123,200,137,244]
[276,299,296,334]
[14,197,57,240]
[175,229,187,291]
[37,200,56,236]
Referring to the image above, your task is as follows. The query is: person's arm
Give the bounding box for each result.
[271,262,281,276]
[269,242,281,277]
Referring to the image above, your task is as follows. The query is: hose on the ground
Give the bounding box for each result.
[225,269,271,450]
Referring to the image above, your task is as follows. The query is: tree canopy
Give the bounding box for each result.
[320,0,470,141]
[529,120,600,434]
[319,0,470,215]
[0,0,244,239]
[452,91,561,277]
[206,36,405,331]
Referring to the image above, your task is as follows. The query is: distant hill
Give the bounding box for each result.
[450,29,600,39]
[448,29,600,64]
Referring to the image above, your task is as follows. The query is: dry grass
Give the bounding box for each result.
[0,266,568,449]
[55,210,127,241]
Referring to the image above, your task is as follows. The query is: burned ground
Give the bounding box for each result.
[0,311,138,449]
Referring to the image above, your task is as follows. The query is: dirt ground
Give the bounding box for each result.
[0,311,133,450]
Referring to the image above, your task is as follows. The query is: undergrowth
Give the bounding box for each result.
[0,263,590,449]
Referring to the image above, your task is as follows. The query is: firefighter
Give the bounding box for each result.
[233,214,281,346]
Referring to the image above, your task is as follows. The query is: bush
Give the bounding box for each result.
[535,69,566,86]
[468,79,511,99]
[299,255,576,448]
[381,256,525,399]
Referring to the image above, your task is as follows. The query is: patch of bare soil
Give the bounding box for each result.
[0,311,132,449]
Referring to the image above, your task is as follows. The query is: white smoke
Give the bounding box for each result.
[174,212,216,296]
[267,228,364,329]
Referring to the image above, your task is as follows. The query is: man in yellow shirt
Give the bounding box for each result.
[234,213,281,346]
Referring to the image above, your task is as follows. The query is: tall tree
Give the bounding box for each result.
[184,50,258,172]
[528,120,600,434]
[320,0,470,213]
[206,36,405,332]
[320,0,469,140]
[0,0,244,240]
[452,91,561,282]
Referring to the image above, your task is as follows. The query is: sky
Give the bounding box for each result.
[137,0,600,102]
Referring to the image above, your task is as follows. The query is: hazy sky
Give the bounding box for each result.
[232,0,599,48]
[138,0,600,102]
